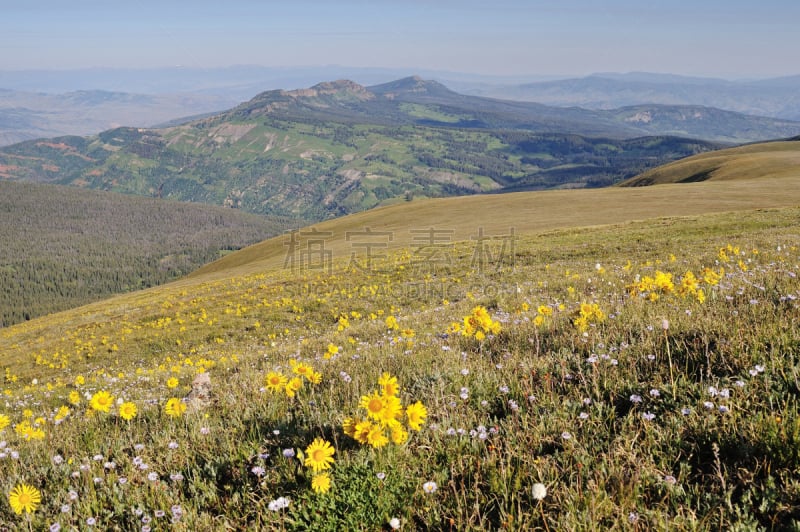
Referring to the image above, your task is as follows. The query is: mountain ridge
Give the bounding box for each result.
[471,73,800,120]
[3,76,797,221]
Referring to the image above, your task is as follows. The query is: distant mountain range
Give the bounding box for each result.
[0,88,238,147]
[7,75,773,221]
[468,72,800,121]
[0,65,558,97]
[4,68,800,147]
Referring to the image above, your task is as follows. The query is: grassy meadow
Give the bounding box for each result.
[1,176,800,529]
[621,140,800,186]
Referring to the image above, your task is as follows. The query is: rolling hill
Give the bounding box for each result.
[0,181,296,327]
[619,139,800,186]
[190,165,800,280]
[1,77,750,221]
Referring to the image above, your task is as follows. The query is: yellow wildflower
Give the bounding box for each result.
[304,438,335,472]
[8,484,41,514]
[406,401,428,431]
[164,398,187,418]
[89,391,113,413]
[118,402,137,421]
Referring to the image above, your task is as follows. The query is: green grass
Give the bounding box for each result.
[1,176,800,529]
[398,103,464,123]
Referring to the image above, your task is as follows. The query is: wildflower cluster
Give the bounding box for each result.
[13,419,46,441]
[0,204,798,530]
[572,302,605,332]
[344,373,427,448]
[450,305,501,341]
[628,269,715,302]
[264,359,321,398]
[84,390,139,421]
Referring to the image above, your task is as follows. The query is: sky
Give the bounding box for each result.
[2,0,799,79]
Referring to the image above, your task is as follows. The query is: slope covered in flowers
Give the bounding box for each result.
[0,205,799,530]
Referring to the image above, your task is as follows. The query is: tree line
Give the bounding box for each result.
[0,181,297,327]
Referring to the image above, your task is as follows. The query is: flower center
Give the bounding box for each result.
[368,398,383,413]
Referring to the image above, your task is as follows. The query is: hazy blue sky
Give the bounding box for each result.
[2,0,798,78]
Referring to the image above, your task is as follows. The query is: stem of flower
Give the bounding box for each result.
[540,502,550,532]
[664,329,675,399]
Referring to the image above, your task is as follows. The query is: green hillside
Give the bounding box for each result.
[0,78,750,220]
[619,139,800,186]
[0,181,296,327]
[1,172,799,528]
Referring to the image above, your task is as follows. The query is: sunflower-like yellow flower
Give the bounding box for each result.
[54,406,70,422]
[304,438,335,472]
[118,402,137,421]
[265,371,288,393]
[703,267,723,286]
[461,305,501,339]
[653,271,674,294]
[390,424,409,445]
[353,419,373,444]
[359,391,386,422]
[324,344,339,360]
[679,270,700,297]
[311,472,332,494]
[343,417,358,439]
[366,424,390,448]
[406,401,427,431]
[285,377,303,398]
[378,373,400,397]
[89,390,113,413]
[573,302,605,332]
[292,362,314,380]
[68,390,81,405]
[8,484,41,514]
[378,395,403,427]
[164,397,187,418]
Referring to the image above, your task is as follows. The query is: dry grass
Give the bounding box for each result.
[620,140,800,185]
[192,171,800,279]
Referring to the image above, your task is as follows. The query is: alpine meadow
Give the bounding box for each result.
[2,146,800,528]
[3,1,800,528]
